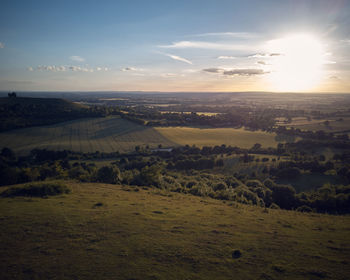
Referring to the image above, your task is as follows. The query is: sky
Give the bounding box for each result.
[0,0,350,92]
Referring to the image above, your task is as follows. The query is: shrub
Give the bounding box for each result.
[269,203,280,209]
[296,205,313,212]
[1,182,70,198]
[213,182,227,191]
[246,179,263,188]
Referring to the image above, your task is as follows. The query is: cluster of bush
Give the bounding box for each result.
[1,147,350,214]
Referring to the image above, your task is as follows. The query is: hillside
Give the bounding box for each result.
[0,116,176,155]
[0,115,286,155]
[0,181,349,280]
[0,97,89,131]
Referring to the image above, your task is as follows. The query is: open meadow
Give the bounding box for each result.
[0,181,349,280]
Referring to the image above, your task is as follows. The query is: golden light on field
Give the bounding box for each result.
[266,34,326,92]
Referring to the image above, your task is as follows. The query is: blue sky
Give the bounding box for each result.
[1,0,350,92]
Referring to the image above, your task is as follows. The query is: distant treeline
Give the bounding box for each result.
[0,97,120,132]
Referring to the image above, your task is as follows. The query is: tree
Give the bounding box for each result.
[137,165,161,187]
[96,166,121,184]
[1,147,15,160]
[270,184,296,209]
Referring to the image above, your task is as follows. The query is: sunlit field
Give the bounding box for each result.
[156,126,280,149]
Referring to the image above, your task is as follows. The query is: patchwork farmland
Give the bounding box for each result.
[0,116,283,155]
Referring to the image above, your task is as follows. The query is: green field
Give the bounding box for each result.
[0,117,287,154]
[0,181,349,280]
[155,126,280,149]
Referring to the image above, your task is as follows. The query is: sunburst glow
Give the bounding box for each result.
[266,34,326,92]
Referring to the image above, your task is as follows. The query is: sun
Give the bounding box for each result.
[265,33,326,92]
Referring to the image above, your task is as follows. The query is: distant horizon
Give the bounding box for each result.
[1,90,350,95]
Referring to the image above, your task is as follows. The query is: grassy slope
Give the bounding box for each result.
[0,182,349,280]
[0,116,176,155]
[155,127,279,148]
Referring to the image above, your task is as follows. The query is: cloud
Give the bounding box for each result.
[159,41,249,51]
[69,66,93,72]
[36,65,67,72]
[161,73,177,78]
[97,67,109,71]
[203,67,267,76]
[164,53,193,65]
[340,39,350,45]
[70,55,85,62]
[0,42,4,48]
[29,65,97,72]
[192,32,256,39]
[217,56,236,60]
[121,67,143,72]
[203,68,222,73]
[223,69,267,76]
[248,53,281,58]
[257,61,267,65]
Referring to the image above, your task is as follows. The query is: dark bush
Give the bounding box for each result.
[232,249,242,259]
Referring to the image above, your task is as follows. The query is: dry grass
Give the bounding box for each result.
[0,181,349,279]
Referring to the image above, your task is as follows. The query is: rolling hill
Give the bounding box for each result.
[0,181,349,280]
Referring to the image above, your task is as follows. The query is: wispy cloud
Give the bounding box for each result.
[248,53,282,58]
[28,65,97,72]
[203,67,268,76]
[121,67,143,72]
[69,66,93,72]
[193,32,257,39]
[70,55,85,62]
[0,42,4,48]
[161,73,178,78]
[159,41,249,51]
[217,56,236,60]
[164,53,193,65]
[203,68,222,73]
[96,67,109,71]
[37,65,67,72]
[223,69,267,76]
